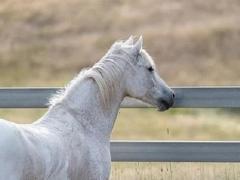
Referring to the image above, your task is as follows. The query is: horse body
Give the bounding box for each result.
[0,119,68,180]
[0,78,120,180]
[0,36,174,179]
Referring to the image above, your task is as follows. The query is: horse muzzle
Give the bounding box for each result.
[157,93,175,111]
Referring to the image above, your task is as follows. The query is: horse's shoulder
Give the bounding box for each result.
[0,119,21,144]
[0,119,26,166]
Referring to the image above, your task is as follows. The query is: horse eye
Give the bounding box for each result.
[147,66,154,72]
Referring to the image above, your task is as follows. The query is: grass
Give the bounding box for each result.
[113,108,240,140]
[113,108,240,179]
[111,162,240,180]
[0,0,240,86]
[2,108,239,140]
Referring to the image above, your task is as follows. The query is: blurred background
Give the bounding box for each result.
[0,0,240,179]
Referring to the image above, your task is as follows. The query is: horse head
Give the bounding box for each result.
[113,36,175,111]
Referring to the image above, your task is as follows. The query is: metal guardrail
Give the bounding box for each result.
[111,141,240,162]
[0,87,240,162]
[0,87,240,108]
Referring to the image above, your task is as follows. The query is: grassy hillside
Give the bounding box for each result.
[0,0,240,86]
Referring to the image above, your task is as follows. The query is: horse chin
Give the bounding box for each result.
[157,105,169,112]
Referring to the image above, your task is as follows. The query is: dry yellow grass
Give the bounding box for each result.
[0,0,240,86]
[111,162,240,180]
[2,108,240,140]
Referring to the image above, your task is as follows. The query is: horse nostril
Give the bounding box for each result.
[172,93,175,99]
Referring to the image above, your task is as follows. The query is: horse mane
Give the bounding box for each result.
[49,40,135,107]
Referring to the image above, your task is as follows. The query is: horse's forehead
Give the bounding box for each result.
[139,50,155,67]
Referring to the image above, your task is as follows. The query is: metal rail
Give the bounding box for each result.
[110,141,240,162]
[0,87,239,108]
[0,87,240,162]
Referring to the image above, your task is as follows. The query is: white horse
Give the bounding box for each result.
[0,36,174,180]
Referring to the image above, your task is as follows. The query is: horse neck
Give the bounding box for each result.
[41,77,125,141]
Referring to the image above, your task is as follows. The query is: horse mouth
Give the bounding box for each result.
[157,105,169,111]
[157,99,172,111]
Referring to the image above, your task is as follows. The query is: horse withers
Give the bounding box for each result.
[0,36,174,180]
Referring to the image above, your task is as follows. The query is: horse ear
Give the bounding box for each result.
[132,36,143,55]
[125,36,134,45]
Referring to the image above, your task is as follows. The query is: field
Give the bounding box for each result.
[0,0,240,179]
[1,0,240,86]
[111,162,240,180]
